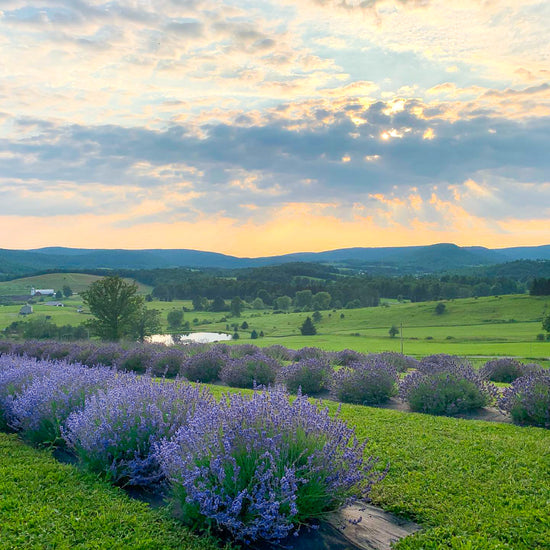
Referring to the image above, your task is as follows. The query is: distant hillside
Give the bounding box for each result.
[0,243,548,279]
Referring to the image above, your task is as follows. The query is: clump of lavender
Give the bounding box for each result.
[230,344,262,358]
[262,345,296,362]
[278,358,331,395]
[330,360,398,405]
[498,371,550,428]
[181,349,226,383]
[150,347,185,378]
[400,356,498,416]
[293,347,330,362]
[7,361,118,446]
[369,352,419,373]
[156,387,385,544]
[64,377,213,486]
[220,354,280,388]
[480,358,543,383]
[117,346,155,374]
[83,343,123,367]
[330,349,366,366]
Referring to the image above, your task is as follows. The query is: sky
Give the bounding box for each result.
[0,0,549,256]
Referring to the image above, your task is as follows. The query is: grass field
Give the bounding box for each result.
[2,385,549,549]
[0,272,549,361]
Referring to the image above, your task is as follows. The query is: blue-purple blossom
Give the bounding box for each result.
[5,358,118,445]
[63,376,214,486]
[330,360,398,405]
[498,371,550,428]
[277,358,331,395]
[400,356,498,416]
[156,387,385,543]
[480,358,543,383]
[220,354,280,389]
[181,349,226,383]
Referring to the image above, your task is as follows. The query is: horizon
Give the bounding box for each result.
[1,1,549,255]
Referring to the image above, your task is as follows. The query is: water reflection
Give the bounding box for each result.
[147,332,233,346]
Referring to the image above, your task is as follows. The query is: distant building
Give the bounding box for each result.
[19,304,33,315]
[31,288,55,297]
[45,301,64,307]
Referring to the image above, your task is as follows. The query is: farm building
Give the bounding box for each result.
[31,288,55,297]
[19,305,33,315]
[45,301,64,307]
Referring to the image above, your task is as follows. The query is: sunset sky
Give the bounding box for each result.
[1,0,549,256]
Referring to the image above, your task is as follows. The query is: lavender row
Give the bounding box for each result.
[0,354,385,543]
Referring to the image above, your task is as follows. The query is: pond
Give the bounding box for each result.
[146,332,233,346]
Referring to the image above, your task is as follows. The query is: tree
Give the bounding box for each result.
[211,296,227,312]
[274,295,292,311]
[389,325,399,338]
[435,302,446,315]
[300,316,317,336]
[312,292,331,311]
[294,290,313,310]
[231,296,244,317]
[312,310,322,323]
[167,309,184,329]
[240,321,249,330]
[130,307,161,343]
[250,329,258,339]
[62,285,73,298]
[252,297,265,310]
[81,276,144,341]
[543,314,550,334]
[55,290,63,300]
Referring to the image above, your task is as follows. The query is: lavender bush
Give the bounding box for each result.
[293,347,330,362]
[230,344,262,358]
[480,358,543,383]
[262,345,296,362]
[156,387,385,544]
[498,371,550,428]
[330,360,398,405]
[330,349,366,366]
[64,377,213,486]
[277,358,331,395]
[400,356,498,416]
[369,352,419,373]
[8,361,118,446]
[181,349,226,383]
[220,353,280,388]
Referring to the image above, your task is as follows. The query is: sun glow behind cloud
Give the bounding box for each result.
[0,0,548,253]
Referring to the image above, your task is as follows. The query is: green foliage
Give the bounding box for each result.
[167,309,184,329]
[82,276,144,341]
[130,307,161,343]
[435,302,446,315]
[250,329,258,339]
[389,325,399,338]
[300,316,317,335]
[311,291,331,310]
[274,295,292,310]
[62,285,73,297]
[312,310,322,323]
[543,314,550,334]
[230,296,244,317]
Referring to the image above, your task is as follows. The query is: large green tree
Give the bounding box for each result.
[82,276,144,341]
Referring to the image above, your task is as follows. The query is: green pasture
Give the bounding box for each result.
[0,273,152,296]
[2,387,548,549]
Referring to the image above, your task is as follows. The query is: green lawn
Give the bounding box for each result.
[0,433,224,550]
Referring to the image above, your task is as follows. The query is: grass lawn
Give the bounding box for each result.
[0,432,224,550]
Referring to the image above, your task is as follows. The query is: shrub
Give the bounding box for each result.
[330,360,398,405]
[400,356,497,416]
[117,346,155,374]
[8,361,117,446]
[262,345,295,362]
[150,348,185,378]
[278,359,331,395]
[330,349,366,366]
[156,388,385,544]
[64,377,213,486]
[220,354,280,388]
[479,358,543,383]
[293,347,329,362]
[229,344,259,358]
[498,371,550,428]
[181,350,226,383]
[368,351,419,373]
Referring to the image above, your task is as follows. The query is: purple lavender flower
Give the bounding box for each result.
[330,359,398,405]
[330,349,366,366]
[8,360,118,445]
[400,355,498,416]
[480,358,543,383]
[156,387,385,543]
[277,358,331,395]
[368,352,419,373]
[181,349,226,383]
[220,353,280,389]
[64,376,213,486]
[498,371,550,428]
